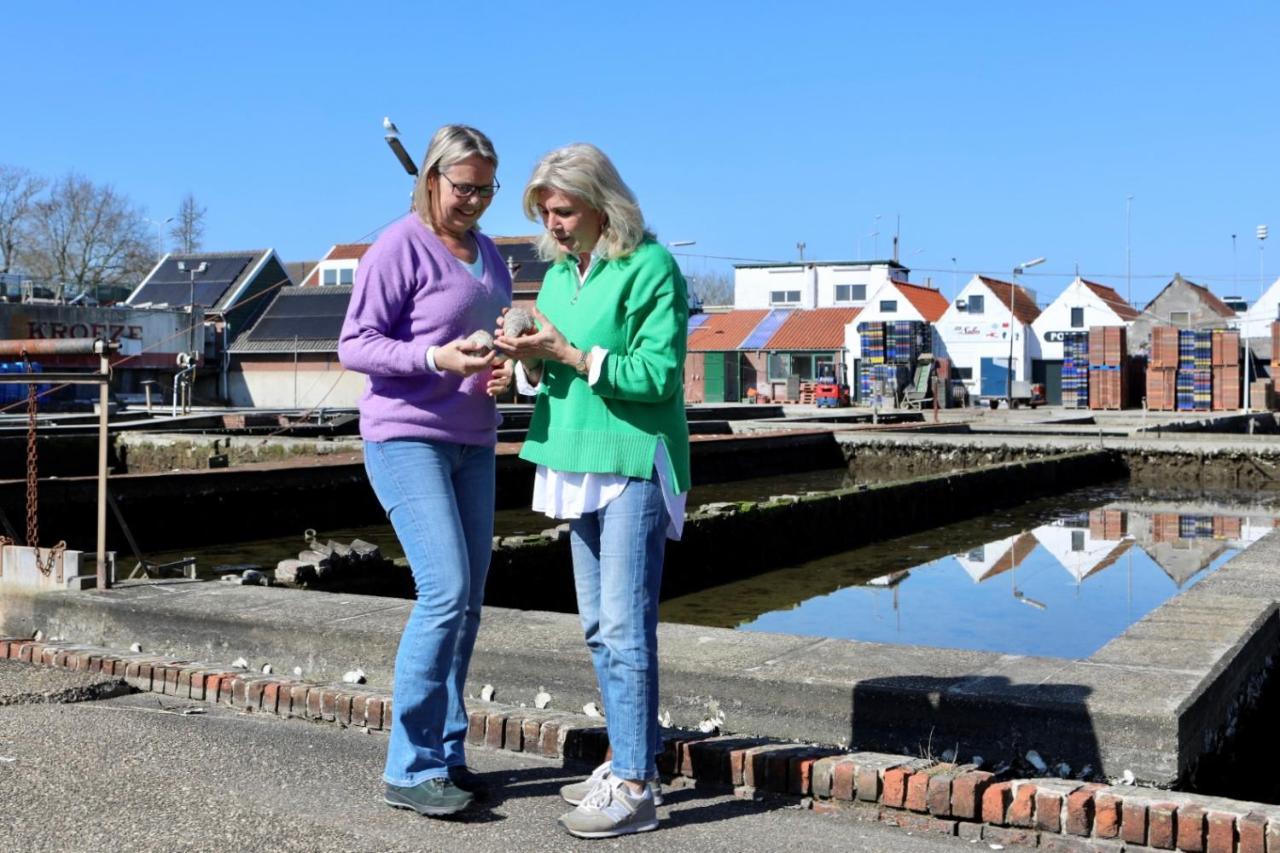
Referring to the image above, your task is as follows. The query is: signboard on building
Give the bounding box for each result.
[0,303,196,368]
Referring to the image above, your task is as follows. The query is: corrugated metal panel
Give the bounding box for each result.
[740,309,791,350]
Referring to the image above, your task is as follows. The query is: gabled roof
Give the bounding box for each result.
[128,250,277,310]
[1080,280,1140,320]
[1142,274,1236,319]
[491,236,551,286]
[687,309,769,351]
[300,243,372,285]
[893,280,949,322]
[978,276,1041,325]
[229,285,352,354]
[764,307,861,350]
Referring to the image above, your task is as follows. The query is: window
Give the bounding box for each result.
[770,290,801,306]
[1071,530,1086,552]
[835,284,866,303]
[1169,311,1190,327]
[967,294,984,314]
[1070,307,1085,328]
[879,299,897,313]
[954,367,973,380]
[340,268,354,285]
[322,268,337,286]
[767,353,790,380]
[321,266,354,286]
[791,354,813,379]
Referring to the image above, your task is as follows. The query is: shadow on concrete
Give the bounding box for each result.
[850,674,1103,778]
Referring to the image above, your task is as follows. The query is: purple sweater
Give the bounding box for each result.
[338,214,512,445]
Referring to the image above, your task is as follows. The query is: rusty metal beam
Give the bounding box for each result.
[0,338,119,357]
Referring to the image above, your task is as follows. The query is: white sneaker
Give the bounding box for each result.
[559,760,663,806]
[559,776,659,839]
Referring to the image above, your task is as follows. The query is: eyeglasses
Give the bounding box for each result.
[438,172,500,199]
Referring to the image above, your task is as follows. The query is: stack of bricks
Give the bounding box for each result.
[7,634,1280,850]
[1088,509,1127,541]
[1147,326,1179,411]
[1212,329,1242,411]
[1088,326,1127,410]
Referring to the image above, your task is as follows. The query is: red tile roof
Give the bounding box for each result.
[327,243,372,261]
[893,280,949,322]
[1081,279,1140,320]
[492,235,541,245]
[687,310,769,351]
[979,532,1039,582]
[979,276,1041,325]
[764,307,861,350]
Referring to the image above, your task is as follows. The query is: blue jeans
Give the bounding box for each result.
[363,438,494,787]
[569,474,667,782]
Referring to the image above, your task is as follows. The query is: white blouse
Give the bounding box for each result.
[515,355,686,540]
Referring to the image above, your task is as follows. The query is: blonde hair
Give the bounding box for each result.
[522,143,652,262]
[411,125,498,229]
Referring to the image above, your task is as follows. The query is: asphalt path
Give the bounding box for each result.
[0,663,979,853]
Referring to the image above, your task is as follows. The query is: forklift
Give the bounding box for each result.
[814,362,851,408]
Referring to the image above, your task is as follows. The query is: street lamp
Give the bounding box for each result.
[145,216,174,256]
[1247,225,1268,411]
[1007,256,1046,406]
[177,260,208,354]
[383,116,418,177]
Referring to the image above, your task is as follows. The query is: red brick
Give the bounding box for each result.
[879,810,958,836]
[1176,804,1205,852]
[1147,802,1178,849]
[382,698,393,730]
[221,676,241,705]
[949,770,992,821]
[883,766,911,809]
[319,689,339,721]
[242,679,264,710]
[1238,812,1266,853]
[927,772,954,817]
[981,781,1012,825]
[261,681,281,714]
[742,745,792,790]
[1265,816,1280,853]
[1205,810,1235,853]
[305,688,322,719]
[521,718,541,750]
[338,693,354,725]
[726,745,754,787]
[789,754,820,796]
[351,694,369,726]
[855,764,883,803]
[41,647,58,666]
[1007,783,1037,828]
[984,825,1038,848]
[809,756,839,798]
[1064,785,1098,836]
[1121,799,1149,846]
[904,771,930,813]
[465,710,486,744]
[0,640,11,658]
[503,717,524,751]
[831,758,857,801]
[538,719,562,757]
[109,658,127,676]
[1094,792,1122,839]
[1035,789,1063,833]
[485,713,506,750]
[365,697,384,730]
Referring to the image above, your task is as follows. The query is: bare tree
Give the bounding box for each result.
[0,165,47,274]
[20,172,154,286]
[169,192,207,253]
[687,270,735,307]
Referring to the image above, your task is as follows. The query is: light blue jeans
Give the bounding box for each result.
[569,474,667,782]
[363,438,494,787]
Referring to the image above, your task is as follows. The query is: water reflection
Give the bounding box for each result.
[669,501,1275,660]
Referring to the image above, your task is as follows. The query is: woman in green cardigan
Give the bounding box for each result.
[495,143,689,839]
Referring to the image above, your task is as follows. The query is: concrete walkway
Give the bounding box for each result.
[0,661,972,853]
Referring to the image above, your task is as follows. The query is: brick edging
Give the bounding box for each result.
[6,636,1279,852]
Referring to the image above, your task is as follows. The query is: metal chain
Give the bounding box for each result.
[22,357,65,576]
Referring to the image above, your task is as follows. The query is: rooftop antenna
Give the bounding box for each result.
[894,213,901,262]
[383,116,418,177]
[796,241,806,262]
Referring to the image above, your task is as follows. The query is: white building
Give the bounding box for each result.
[1031,278,1138,361]
[1236,276,1280,342]
[935,275,1041,401]
[842,279,948,361]
[733,260,908,310]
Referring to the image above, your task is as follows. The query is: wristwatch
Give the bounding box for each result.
[573,348,590,375]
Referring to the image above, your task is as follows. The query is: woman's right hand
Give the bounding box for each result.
[434,338,496,377]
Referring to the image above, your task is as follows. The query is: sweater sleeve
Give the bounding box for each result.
[337,243,427,376]
[591,253,688,403]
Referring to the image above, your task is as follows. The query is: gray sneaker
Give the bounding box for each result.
[559,776,659,839]
[560,760,663,806]
[383,778,472,816]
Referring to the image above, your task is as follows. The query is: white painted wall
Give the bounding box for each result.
[935,276,1035,398]
[843,280,936,360]
[1031,278,1133,361]
[228,362,366,408]
[1238,276,1280,340]
[734,262,901,310]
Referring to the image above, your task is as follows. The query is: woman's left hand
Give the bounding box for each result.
[486,357,513,397]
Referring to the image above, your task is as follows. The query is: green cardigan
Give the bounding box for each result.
[519,239,691,494]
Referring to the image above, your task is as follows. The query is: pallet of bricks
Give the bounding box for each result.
[1087,326,1127,410]
[1087,508,1126,539]
[1062,332,1089,409]
[1146,327,1178,410]
[1210,328,1240,410]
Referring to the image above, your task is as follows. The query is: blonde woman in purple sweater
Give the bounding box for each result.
[338,125,511,817]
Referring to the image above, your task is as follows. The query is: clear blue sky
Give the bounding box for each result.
[5,1,1277,307]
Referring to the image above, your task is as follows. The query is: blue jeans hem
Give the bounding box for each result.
[384,769,450,787]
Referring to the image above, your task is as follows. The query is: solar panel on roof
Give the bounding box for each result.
[740,309,791,349]
[243,287,353,341]
[687,314,711,333]
[132,256,254,307]
[267,291,353,318]
[249,316,347,341]
[130,281,234,307]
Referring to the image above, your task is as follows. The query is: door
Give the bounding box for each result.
[724,353,740,402]
[704,351,725,402]
[1031,360,1063,405]
[980,356,1010,398]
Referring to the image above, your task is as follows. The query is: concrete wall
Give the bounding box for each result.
[228,356,367,408]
